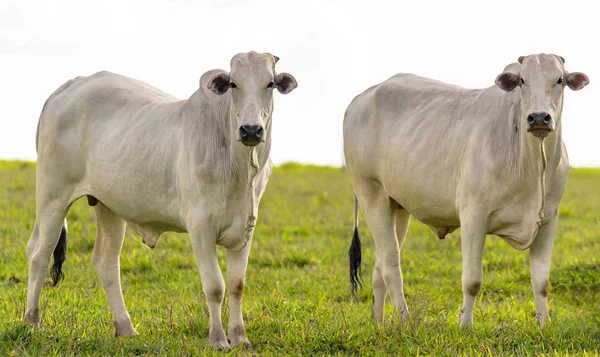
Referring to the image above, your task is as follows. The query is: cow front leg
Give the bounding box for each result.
[458,214,487,327]
[189,231,228,350]
[226,243,252,347]
[529,212,557,327]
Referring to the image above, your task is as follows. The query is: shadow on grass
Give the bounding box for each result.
[553,262,600,293]
[0,324,167,356]
[251,255,314,269]
[0,323,33,344]
[551,262,600,310]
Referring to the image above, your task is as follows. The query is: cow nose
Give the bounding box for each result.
[527,112,553,138]
[239,125,264,146]
[527,112,552,127]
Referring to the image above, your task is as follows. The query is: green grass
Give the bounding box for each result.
[0,160,599,356]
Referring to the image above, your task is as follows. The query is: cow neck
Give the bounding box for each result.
[513,95,564,176]
[227,106,272,252]
[183,90,270,193]
[512,92,563,231]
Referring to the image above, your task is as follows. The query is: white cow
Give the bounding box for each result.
[24,51,297,349]
[344,54,588,327]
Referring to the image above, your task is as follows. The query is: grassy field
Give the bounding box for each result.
[0,161,599,356]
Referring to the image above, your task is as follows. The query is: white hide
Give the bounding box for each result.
[344,54,588,327]
[24,51,296,349]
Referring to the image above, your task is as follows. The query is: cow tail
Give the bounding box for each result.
[349,195,362,301]
[50,219,68,287]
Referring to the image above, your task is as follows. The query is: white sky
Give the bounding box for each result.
[1,0,598,166]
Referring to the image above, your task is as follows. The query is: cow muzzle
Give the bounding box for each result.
[526,112,553,138]
[238,125,264,146]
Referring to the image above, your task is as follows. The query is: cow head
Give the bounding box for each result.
[495,54,589,138]
[206,52,297,146]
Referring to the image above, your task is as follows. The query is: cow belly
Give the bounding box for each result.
[388,187,460,227]
[381,180,460,239]
[82,165,184,231]
[94,193,183,233]
[411,210,541,248]
[128,222,173,249]
[413,216,460,240]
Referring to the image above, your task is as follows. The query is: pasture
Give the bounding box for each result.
[0,160,598,356]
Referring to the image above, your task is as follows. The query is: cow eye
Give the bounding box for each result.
[230,82,237,89]
[557,77,563,85]
[520,78,525,85]
[267,81,274,89]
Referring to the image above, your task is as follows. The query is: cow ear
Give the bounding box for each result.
[565,72,589,91]
[207,72,231,95]
[495,72,520,92]
[275,73,297,94]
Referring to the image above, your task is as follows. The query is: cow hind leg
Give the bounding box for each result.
[92,203,137,337]
[393,209,411,323]
[357,185,408,324]
[371,209,410,324]
[371,263,385,324]
[25,201,69,324]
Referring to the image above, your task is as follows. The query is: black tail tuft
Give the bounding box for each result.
[349,226,362,301]
[50,225,68,287]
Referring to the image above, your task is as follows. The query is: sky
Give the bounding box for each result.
[1,0,598,167]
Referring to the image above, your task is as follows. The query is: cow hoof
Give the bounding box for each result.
[209,328,230,350]
[228,324,250,348]
[210,339,231,351]
[229,336,251,348]
[114,321,138,337]
[372,312,384,325]
[24,308,40,325]
[458,320,473,328]
[536,313,551,327]
[400,309,410,325]
[458,311,473,328]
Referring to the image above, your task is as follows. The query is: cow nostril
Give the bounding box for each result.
[239,127,248,138]
[256,127,264,138]
[527,115,535,125]
[543,114,551,125]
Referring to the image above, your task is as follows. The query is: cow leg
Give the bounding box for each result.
[359,189,408,324]
[458,215,487,327]
[189,231,229,350]
[371,208,411,324]
[371,263,385,324]
[24,201,68,324]
[226,244,252,347]
[529,212,557,327]
[393,209,411,322]
[91,203,136,337]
